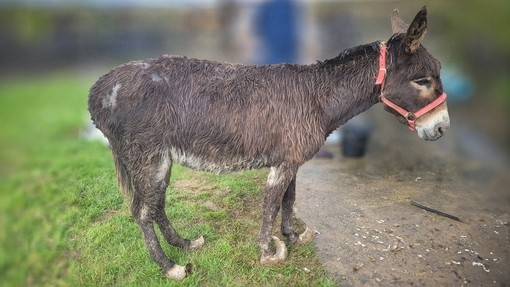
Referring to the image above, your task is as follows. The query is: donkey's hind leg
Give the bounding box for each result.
[131,188,191,280]
[280,175,314,245]
[155,204,205,252]
[153,159,204,252]
[130,151,192,280]
[149,153,203,266]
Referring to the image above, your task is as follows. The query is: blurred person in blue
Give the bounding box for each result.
[254,0,302,64]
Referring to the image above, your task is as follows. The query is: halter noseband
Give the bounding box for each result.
[375,42,447,131]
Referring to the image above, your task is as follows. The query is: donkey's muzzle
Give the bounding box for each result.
[415,103,450,141]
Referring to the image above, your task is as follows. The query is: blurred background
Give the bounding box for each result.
[0,0,509,151]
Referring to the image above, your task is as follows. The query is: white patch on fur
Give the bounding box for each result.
[155,151,170,182]
[131,61,151,69]
[267,167,282,187]
[169,146,230,174]
[102,83,121,109]
[170,146,207,170]
[140,204,149,221]
[151,73,162,82]
[416,108,450,141]
[162,54,185,59]
[168,146,270,174]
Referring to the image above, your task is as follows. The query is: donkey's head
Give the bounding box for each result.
[380,6,450,141]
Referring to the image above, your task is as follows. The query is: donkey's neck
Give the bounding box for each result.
[316,41,383,134]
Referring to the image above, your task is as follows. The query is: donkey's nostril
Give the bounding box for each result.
[437,126,444,135]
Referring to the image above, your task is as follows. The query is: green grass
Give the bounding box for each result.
[0,71,335,286]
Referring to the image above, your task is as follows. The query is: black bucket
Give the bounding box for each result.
[341,124,370,158]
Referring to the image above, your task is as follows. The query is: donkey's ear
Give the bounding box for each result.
[391,9,409,34]
[404,6,427,54]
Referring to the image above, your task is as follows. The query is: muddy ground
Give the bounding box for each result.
[295,107,510,286]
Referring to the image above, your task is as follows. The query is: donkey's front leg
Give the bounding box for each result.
[281,175,315,245]
[258,165,295,265]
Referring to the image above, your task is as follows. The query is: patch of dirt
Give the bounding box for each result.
[295,109,510,286]
[202,200,222,211]
[171,178,224,196]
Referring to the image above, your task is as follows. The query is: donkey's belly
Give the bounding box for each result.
[168,146,274,174]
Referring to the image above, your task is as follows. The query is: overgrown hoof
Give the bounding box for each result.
[187,236,205,251]
[296,227,315,245]
[260,236,288,265]
[165,263,192,280]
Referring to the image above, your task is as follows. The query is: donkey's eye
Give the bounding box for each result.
[413,78,431,86]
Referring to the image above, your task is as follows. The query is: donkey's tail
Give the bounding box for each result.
[113,153,134,205]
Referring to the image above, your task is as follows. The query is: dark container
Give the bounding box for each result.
[341,124,370,157]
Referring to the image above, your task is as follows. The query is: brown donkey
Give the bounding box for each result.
[89,7,449,280]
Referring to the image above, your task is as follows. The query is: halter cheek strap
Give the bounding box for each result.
[375,43,387,92]
[375,42,447,131]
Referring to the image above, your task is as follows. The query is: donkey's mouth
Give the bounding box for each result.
[417,121,449,141]
[416,120,449,141]
[419,130,444,141]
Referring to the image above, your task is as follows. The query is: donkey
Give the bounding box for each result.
[88,7,449,280]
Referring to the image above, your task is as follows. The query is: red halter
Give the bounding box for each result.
[375,42,447,131]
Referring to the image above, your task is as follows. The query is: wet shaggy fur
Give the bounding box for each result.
[89,42,388,205]
[88,7,444,276]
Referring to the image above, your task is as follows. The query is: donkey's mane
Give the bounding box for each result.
[317,41,381,69]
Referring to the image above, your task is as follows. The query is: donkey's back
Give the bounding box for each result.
[89,55,324,174]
